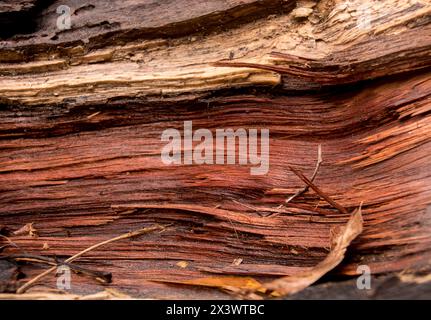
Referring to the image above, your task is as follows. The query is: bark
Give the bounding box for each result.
[0,0,430,299]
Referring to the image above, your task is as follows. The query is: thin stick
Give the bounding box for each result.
[286,144,322,204]
[16,224,164,294]
[3,254,112,283]
[234,199,334,216]
[288,166,348,215]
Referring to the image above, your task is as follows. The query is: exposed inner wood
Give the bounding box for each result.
[0,0,430,299]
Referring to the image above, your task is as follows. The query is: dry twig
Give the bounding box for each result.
[288,165,348,214]
[2,254,112,284]
[16,224,164,294]
[286,144,322,204]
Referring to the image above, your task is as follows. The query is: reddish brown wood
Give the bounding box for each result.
[0,0,430,299]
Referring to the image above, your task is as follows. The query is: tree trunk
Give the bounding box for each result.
[0,0,430,299]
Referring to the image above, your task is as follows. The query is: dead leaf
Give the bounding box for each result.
[42,243,50,250]
[156,207,363,299]
[232,258,243,266]
[258,206,363,297]
[13,223,38,237]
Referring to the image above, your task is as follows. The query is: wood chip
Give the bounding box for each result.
[13,223,38,237]
[232,258,243,266]
[176,261,189,269]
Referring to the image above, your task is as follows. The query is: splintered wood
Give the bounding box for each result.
[0,0,431,299]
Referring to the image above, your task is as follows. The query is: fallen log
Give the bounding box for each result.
[0,0,430,299]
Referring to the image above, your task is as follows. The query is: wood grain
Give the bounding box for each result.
[0,0,430,298]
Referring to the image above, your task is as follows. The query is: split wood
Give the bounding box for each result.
[16,224,164,294]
